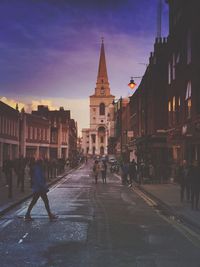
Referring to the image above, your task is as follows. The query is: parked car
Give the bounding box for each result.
[110,161,120,173]
[108,155,116,164]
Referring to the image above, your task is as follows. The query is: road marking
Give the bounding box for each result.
[114,174,121,180]
[0,220,12,229]
[23,233,28,238]
[114,173,200,248]
[18,232,29,244]
[133,188,157,207]
[158,211,200,248]
[134,187,200,248]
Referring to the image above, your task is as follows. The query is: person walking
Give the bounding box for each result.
[189,160,200,210]
[24,159,58,221]
[121,160,129,185]
[148,162,155,184]
[129,159,137,187]
[100,159,107,184]
[177,160,190,202]
[93,160,100,184]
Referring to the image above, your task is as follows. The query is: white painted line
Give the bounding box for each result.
[23,233,28,239]
[18,232,29,244]
[0,220,12,228]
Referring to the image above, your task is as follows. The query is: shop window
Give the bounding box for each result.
[185,81,192,119]
[172,96,176,124]
[168,61,171,84]
[172,53,176,80]
[168,100,172,127]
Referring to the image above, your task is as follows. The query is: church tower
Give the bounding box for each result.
[88,39,115,155]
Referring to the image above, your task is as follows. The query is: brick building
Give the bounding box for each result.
[32,105,72,160]
[166,0,200,165]
[0,101,19,176]
[20,111,50,159]
[129,38,169,179]
[0,101,78,170]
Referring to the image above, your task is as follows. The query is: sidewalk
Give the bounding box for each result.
[0,167,72,216]
[138,182,200,232]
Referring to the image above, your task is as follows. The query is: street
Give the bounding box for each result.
[0,162,200,267]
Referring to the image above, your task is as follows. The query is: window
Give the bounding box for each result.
[168,100,172,126]
[168,101,171,112]
[91,134,96,143]
[100,136,104,143]
[172,53,176,80]
[177,96,181,123]
[30,127,33,139]
[176,52,180,64]
[172,96,176,124]
[185,81,192,119]
[99,103,105,115]
[168,61,171,84]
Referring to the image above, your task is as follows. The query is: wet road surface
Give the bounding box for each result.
[0,162,200,267]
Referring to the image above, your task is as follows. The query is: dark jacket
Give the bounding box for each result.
[189,165,200,190]
[129,161,137,176]
[177,165,190,186]
[32,161,48,193]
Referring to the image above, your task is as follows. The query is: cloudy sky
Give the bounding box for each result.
[0,0,168,134]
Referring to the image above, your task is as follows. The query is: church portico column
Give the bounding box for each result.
[95,133,99,155]
[88,133,93,155]
[105,129,108,155]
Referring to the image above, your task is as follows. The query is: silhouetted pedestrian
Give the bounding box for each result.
[24,159,58,221]
[100,160,107,184]
[189,160,200,210]
[121,161,129,185]
[129,159,137,187]
[93,160,100,184]
[177,160,190,202]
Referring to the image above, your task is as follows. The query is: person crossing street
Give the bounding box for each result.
[24,158,58,221]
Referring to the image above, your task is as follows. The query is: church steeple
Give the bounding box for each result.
[97,38,108,84]
[94,38,111,97]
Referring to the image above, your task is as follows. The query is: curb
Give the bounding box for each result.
[137,184,200,234]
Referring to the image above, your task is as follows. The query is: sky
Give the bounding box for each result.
[0,0,169,135]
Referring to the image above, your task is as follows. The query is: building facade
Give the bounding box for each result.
[20,111,50,159]
[166,0,200,165]
[0,101,20,176]
[82,40,115,156]
[32,105,72,160]
[0,101,78,176]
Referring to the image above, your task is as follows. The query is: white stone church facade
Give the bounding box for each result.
[82,40,115,156]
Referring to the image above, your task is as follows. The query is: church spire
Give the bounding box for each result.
[97,37,108,84]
